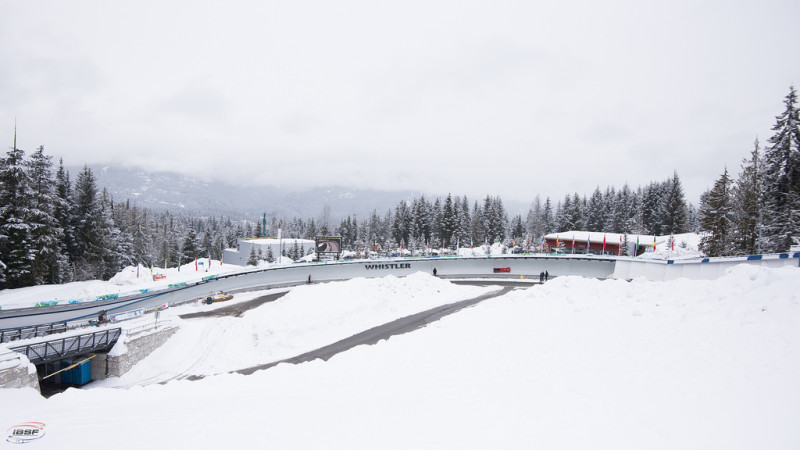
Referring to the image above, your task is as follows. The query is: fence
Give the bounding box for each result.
[8,328,122,365]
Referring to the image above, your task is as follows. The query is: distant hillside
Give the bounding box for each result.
[66,165,425,221]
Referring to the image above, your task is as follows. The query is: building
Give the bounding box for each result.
[543,231,658,256]
[223,237,316,266]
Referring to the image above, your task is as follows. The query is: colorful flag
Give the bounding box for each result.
[603,234,606,253]
[635,236,640,255]
[653,236,657,251]
[587,234,591,251]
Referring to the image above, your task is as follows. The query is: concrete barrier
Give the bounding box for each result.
[106,325,179,378]
[613,253,799,281]
[0,352,39,391]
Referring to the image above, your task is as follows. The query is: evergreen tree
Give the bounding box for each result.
[762,86,800,251]
[0,141,35,287]
[247,244,258,266]
[212,234,225,260]
[54,158,75,280]
[732,138,765,254]
[470,200,482,246]
[266,245,274,263]
[699,168,734,257]
[98,190,130,279]
[24,146,69,284]
[441,194,456,248]
[183,227,198,263]
[542,197,554,235]
[659,171,689,235]
[71,165,105,280]
[586,187,604,231]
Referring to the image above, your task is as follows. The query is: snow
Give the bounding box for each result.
[0,260,245,310]
[636,232,703,260]
[91,273,499,386]
[1,266,800,449]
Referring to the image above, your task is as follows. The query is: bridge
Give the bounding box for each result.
[1,253,797,332]
[7,327,122,365]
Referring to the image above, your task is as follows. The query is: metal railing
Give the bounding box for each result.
[1,322,70,343]
[8,328,122,365]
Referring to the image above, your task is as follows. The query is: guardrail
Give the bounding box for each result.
[8,328,122,365]
[124,320,172,336]
[1,322,70,343]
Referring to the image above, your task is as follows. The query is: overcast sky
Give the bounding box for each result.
[2,1,799,205]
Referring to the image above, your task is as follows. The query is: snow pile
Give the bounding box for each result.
[2,266,799,449]
[637,232,702,259]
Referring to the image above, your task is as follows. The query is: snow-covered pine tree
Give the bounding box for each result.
[71,165,105,280]
[602,186,617,233]
[441,194,456,248]
[525,195,542,242]
[98,189,131,280]
[555,195,570,232]
[659,171,689,235]
[247,244,257,266]
[199,231,212,258]
[432,198,443,246]
[266,245,274,263]
[699,168,734,257]
[509,214,524,245]
[640,182,663,236]
[212,235,225,260]
[25,146,68,284]
[732,138,764,255]
[586,187,604,232]
[762,86,800,252]
[470,200,482,246]
[392,200,412,247]
[182,226,198,264]
[542,197,554,235]
[459,196,471,247]
[0,140,35,288]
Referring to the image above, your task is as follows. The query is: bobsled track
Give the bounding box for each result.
[1,252,798,331]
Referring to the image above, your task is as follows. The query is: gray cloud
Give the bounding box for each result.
[1,0,799,205]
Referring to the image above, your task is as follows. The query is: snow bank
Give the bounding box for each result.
[0,260,246,310]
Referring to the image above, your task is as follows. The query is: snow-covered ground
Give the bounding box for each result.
[91,273,499,386]
[1,265,799,449]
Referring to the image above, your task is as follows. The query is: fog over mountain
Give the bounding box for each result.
[73,164,529,221]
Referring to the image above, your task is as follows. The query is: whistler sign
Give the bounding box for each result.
[364,263,412,270]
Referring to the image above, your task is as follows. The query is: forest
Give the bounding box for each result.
[1,87,798,289]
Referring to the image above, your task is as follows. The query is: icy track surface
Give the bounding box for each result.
[2,266,800,450]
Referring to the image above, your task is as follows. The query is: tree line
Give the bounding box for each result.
[699,86,800,256]
[2,86,798,288]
